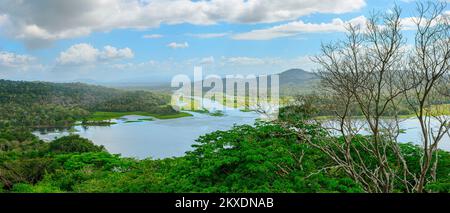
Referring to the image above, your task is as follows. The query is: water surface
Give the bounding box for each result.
[34,111,449,159]
[34,110,259,159]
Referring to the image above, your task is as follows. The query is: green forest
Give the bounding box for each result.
[2,121,449,193]
[0,79,189,128]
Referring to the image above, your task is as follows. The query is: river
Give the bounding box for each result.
[33,100,449,159]
[34,109,260,159]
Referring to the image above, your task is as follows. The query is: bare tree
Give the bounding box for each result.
[402,1,450,192]
[297,2,449,193]
[307,6,417,193]
[307,3,450,192]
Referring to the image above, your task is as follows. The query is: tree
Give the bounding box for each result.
[305,2,449,192]
[402,1,450,192]
[49,135,105,154]
[311,6,413,193]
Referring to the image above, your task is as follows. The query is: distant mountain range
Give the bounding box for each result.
[71,68,321,96]
[197,68,319,96]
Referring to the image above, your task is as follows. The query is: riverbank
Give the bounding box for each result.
[314,104,450,120]
[187,109,225,117]
[86,111,193,122]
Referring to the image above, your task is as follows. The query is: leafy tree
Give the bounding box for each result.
[49,135,105,154]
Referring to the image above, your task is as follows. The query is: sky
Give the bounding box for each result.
[0,0,448,83]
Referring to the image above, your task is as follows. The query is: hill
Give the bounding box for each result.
[279,68,318,86]
[278,69,320,96]
[0,79,178,127]
[198,68,319,95]
[104,68,320,97]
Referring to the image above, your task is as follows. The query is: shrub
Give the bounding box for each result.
[49,135,104,154]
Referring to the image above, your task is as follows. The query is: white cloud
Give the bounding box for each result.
[0,14,6,25]
[233,11,450,41]
[400,10,450,31]
[284,56,318,71]
[220,56,316,70]
[400,17,419,30]
[111,63,135,70]
[142,34,163,39]
[233,16,367,40]
[56,44,100,65]
[57,43,134,65]
[402,0,450,3]
[187,32,230,39]
[167,42,189,49]
[0,0,366,47]
[224,56,266,65]
[0,51,36,68]
[101,45,134,60]
[200,56,215,64]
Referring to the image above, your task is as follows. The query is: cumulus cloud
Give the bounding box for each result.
[233,16,367,40]
[0,51,44,75]
[0,0,366,47]
[101,45,134,60]
[168,42,189,49]
[56,43,134,65]
[142,34,163,39]
[0,51,36,68]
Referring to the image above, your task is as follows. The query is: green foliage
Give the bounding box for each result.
[176,122,363,192]
[87,110,192,120]
[48,135,105,154]
[209,111,224,117]
[423,150,450,193]
[279,94,329,122]
[69,159,174,192]
[12,182,63,193]
[29,123,366,192]
[0,79,179,128]
[0,122,448,193]
[280,93,450,120]
[38,152,136,191]
[55,152,133,171]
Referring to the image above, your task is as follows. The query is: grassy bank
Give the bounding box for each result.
[87,111,192,122]
[185,108,225,117]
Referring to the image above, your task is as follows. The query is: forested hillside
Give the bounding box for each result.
[0,80,177,127]
[279,69,319,95]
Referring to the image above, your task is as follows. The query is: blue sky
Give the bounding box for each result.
[0,0,448,83]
